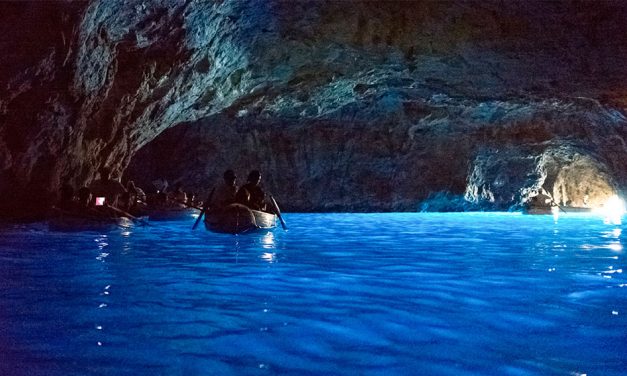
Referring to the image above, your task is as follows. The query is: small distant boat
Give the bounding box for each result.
[204,203,276,234]
[146,205,196,221]
[523,205,593,215]
[48,213,133,232]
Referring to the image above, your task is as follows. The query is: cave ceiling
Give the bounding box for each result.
[1,0,627,215]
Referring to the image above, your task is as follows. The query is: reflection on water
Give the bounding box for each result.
[0,213,625,375]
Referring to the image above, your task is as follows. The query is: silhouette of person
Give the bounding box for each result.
[214,170,238,209]
[237,170,266,211]
[89,167,126,206]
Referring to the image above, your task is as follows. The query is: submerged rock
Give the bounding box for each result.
[2,0,627,216]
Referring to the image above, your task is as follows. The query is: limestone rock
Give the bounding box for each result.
[2,0,627,216]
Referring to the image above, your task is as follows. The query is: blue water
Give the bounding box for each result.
[0,213,625,375]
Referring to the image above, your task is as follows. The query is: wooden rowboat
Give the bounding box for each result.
[48,214,134,232]
[204,203,276,234]
[523,205,593,215]
[146,206,196,221]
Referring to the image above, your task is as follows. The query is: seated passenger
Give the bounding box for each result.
[529,189,552,208]
[126,180,146,203]
[235,187,251,207]
[186,192,198,207]
[57,183,75,211]
[89,167,127,207]
[237,170,266,211]
[213,170,238,209]
[152,178,169,194]
[77,187,92,209]
[168,183,187,205]
[154,192,168,208]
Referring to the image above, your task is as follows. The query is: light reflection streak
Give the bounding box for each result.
[602,268,623,274]
[96,252,109,262]
[261,232,275,249]
[608,243,623,252]
[94,235,109,250]
[261,252,276,263]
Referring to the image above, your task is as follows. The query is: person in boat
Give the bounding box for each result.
[75,186,122,220]
[528,189,552,208]
[168,182,187,205]
[127,180,146,204]
[187,192,198,206]
[89,167,127,207]
[76,187,92,209]
[152,178,169,194]
[213,170,238,209]
[235,187,251,207]
[237,170,266,211]
[56,183,75,211]
[152,191,169,208]
[122,180,147,216]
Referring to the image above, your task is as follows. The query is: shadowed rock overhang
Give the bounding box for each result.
[1,0,627,217]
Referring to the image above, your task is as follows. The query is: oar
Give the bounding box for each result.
[105,203,152,226]
[269,195,288,231]
[192,187,215,230]
[542,188,567,214]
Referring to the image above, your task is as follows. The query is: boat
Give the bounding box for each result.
[146,205,196,220]
[48,213,134,232]
[523,205,593,215]
[204,203,277,234]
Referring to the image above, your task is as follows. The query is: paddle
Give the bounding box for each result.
[541,188,567,214]
[105,203,152,226]
[269,195,288,231]
[192,187,215,230]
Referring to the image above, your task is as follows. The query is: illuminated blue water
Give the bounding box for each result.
[0,213,625,375]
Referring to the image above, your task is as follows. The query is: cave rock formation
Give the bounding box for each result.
[2,0,627,216]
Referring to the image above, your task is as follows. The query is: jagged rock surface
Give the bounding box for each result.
[2,0,627,216]
[129,97,627,211]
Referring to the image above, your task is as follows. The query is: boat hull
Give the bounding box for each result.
[204,204,276,234]
[147,206,196,220]
[523,206,593,215]
[48,215,133,232]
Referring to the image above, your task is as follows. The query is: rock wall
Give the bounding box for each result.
[2,0,627,217]
[128,96,627,211]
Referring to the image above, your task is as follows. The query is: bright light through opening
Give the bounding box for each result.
[594,195,626,225]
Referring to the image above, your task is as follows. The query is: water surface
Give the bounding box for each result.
[0,213,625,375]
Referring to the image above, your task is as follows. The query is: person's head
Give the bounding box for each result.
[99,167,111,181]
[223,170,236,186]
[247,170,261,185]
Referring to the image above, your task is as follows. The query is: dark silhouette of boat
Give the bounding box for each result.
[204,203,276,234]
[146,205,195,220]
[523,205,592,215]
[48,213,133,232]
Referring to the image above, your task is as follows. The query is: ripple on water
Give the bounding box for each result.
[0,213,625,375]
